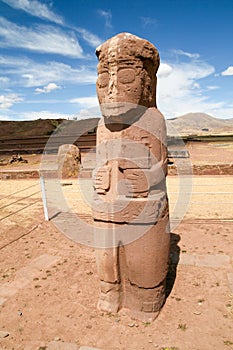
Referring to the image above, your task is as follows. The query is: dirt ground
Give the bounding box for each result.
[0,177,232,350]
[0,155,41,170]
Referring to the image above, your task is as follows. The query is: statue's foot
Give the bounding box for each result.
[97,281,121,314]
[97,296,119,313]
[124,308,160,322]
[123,281,166,321]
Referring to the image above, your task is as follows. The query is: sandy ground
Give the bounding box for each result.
[0,178,232,350]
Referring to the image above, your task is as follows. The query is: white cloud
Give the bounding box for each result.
[0,110,72,121]
[172,49,200,60]
[0,114,11,120]
[70,96,98,108]
[0,76,9,88]
[0,55,97,87]
[140,16,157,27]
[210,105,233,119]
[192,82,200,89]
[70,96,101,121]
[98,10,112,28]
[221,66,233,76]
[2,0,104,49]
[76,107,101,120]
[206,85,219,90]
[18,110,72,120]
[2,1,103,49]
[0,76,9,83]
[157,60,218,117]
[0,55,29,67]
[0,108,101,121]
[22,62,96,87]
[75,28,102,47]
[157,63,173,77]
[0,17,84,58]
[0,93,23,109]
[1,0,63,24]
[158,60,215,98]
[35,83,61,94]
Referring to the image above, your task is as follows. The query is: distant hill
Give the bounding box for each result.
[0,118,99,138]
[223,118,233,127]
[54,118,99,136]
[0,114,232,138]
[166,113,233,136]
[0,119,64,138]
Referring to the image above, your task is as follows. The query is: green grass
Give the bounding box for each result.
[178,323,187,331]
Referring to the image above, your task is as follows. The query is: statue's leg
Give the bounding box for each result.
[123,215,170,321]
[95,222,121,313]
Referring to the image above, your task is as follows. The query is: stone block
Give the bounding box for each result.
[47,341,79,350]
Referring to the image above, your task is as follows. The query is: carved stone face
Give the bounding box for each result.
[96,33,159,121]
[97,60,143,105]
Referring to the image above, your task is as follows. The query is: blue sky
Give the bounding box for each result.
[0,0,233,121]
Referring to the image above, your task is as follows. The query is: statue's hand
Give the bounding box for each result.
[93,165,111,194]
[124,169,149,197]
[124,159,166,196]
[149,159,166,187]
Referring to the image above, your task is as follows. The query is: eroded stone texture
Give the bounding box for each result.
[92,33,170,321]
[58,144,81,178]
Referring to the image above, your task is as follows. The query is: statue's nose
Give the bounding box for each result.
[107,78,117,98]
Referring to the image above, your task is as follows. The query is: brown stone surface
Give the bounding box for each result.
[0,255,60,301]
[0,170,39,180]
[47,341,79,350]
[96,32,159,111]
[92,33,170,321]
[168,163,233,176]
[58,144,81,178]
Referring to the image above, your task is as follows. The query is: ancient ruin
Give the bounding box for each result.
[57,144,81,178]
[92,33,170,321]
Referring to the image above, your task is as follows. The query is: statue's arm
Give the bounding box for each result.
[123,155,167,197]
[148,112,168,186]
[93,120,112,194]
[123,112,168,196]
[148,141,167,186]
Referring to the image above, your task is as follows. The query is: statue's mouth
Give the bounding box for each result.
[101,103,146,125]
[101,103,126,115]
[103,103,125,109]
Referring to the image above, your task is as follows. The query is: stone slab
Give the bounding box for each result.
[0,254,60,302]
[0,331,10,339]
[0,298,6,306]
[0,169,39,180]
[195,254,231,269]
[47,341,79,350]
[227,272,233,293]
[24,342,46,350]
[79,347,102,350]
[179,253,231,269]
[179,254,196,266]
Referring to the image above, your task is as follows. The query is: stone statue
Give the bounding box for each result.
[92,33,170,321]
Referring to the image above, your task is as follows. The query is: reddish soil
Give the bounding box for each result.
[0,179,232,350]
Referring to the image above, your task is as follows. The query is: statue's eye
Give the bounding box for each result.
[98,72,109,88]
[118,68,135,84]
